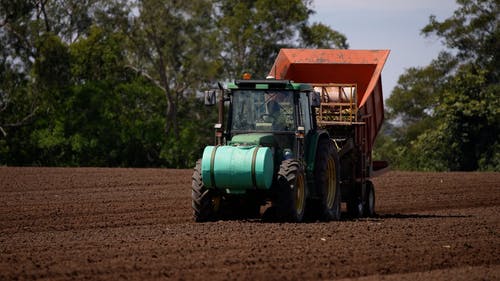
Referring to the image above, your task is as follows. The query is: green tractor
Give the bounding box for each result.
[192,79,341,222]
[192,49,390,222]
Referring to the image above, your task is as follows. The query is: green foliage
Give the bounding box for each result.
[1,25,169,167]
[161,97,217,168]
[300,22,349,49]
[422,0,499,78]
[375,0,499,171]
[127,0,222,135]
[217,0,310,77]
[216,0,347,78]
[70,26,125,82]
[34,33,72,91]
[387,52,457,124]
[1,0,349,168]
[433,65,499,170]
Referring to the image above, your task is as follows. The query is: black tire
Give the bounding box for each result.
[192,159,221,222]
[314,138,341,221]
[363,180,375,217]
[274,159,306,222]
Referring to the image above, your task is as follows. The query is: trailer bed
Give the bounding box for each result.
[269,48,389,155]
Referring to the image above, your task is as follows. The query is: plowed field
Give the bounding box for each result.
[1,167,499,280]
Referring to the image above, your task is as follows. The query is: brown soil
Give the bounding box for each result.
[0,168,498,280]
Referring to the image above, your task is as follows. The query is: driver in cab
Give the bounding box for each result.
[264,92,289,131]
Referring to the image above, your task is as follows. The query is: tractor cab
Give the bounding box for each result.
[209,79,318,161]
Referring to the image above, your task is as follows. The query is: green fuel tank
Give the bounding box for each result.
[201,145,274,192]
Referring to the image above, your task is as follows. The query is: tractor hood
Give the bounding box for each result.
[228,133,276,146]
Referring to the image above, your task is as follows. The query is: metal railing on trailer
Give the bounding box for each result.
[314,83,365,126]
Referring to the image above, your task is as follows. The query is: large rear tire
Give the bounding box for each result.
[275,159,306,222]
[314,138,341,221]
[192,159,221,222]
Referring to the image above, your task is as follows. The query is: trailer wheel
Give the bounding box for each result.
[347,199,363,218]
[363,180,375,217]
[347,184,364,218]
[192,159,221,222]
[275,159,306,222]
[314,138,341,221]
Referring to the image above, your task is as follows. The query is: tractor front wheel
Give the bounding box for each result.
[275,159,306,222]
[192,159,221,222]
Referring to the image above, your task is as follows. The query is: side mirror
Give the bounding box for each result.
[204,90,216,106]
[310,91,321,107]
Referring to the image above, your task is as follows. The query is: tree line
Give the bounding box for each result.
[0,0,347,167]
[373,0,499,171]
[1,0,498,171]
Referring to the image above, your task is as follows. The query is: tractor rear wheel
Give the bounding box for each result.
[275,159,306,222]
[363,180,375,217]
[192,159,221,222]
[314,138,341,221]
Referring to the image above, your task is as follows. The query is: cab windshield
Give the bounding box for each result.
[231,90,295,132]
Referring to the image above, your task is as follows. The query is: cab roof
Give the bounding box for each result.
[227,79,313,91]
